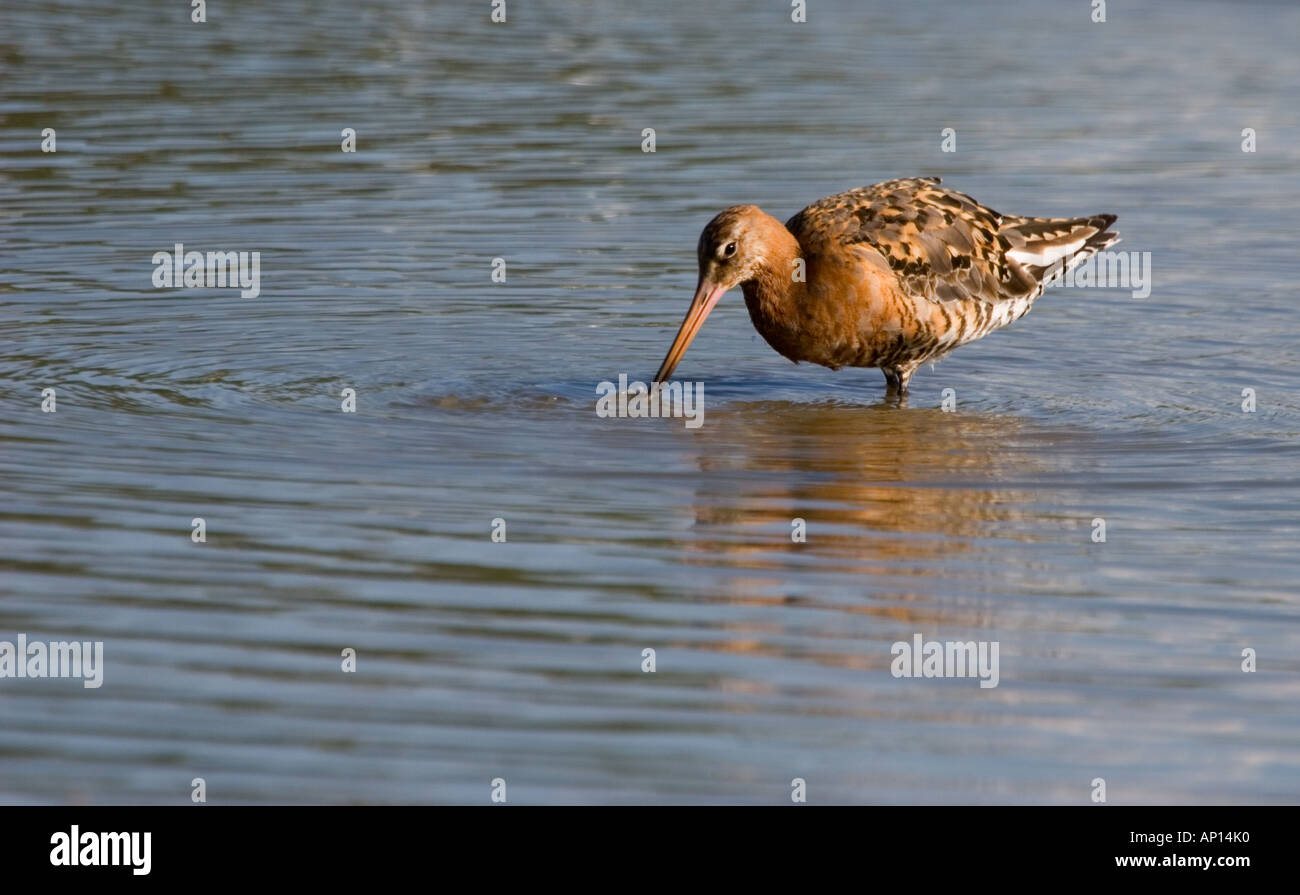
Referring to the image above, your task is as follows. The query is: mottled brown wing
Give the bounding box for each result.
[785,177,1040,304]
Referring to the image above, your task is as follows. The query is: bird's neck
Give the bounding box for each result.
[741,225,807,330]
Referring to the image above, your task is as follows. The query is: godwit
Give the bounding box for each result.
[653,177,1118,393]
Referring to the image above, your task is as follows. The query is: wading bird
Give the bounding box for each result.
[653,177,1117,394]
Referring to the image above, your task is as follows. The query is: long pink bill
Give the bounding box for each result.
[653,280,725,383]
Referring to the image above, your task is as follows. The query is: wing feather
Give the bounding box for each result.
[785,177,1118,305]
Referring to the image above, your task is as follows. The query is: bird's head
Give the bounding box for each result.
[654,205,777,382]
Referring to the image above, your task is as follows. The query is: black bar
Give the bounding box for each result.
[1,807,1275,882]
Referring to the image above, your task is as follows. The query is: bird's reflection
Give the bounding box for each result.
[651,400,1083,674]
[673,399,1074,573]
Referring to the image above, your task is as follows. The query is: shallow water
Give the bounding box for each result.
[2,0,1299,804]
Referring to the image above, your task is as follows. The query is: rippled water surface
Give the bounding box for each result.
[2,0,1299,803]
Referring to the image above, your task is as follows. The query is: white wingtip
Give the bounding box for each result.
[1007,239,1086,267]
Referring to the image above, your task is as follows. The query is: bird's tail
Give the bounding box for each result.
[1001,213,1120,291]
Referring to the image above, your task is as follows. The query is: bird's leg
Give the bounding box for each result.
[883,364,919,393]
[879,368,909,408]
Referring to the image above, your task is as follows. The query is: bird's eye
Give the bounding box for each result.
[723,242,737,257]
